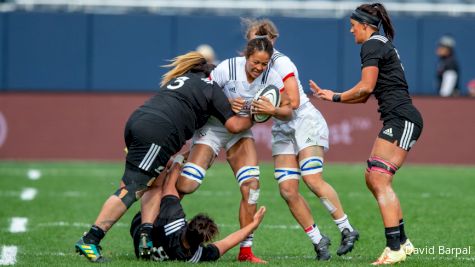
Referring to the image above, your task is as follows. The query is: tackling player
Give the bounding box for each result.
[310,3,423,265]
[74,52,253,262]
[175,37,293,263]
[243,19,359,261]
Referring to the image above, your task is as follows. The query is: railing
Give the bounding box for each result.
[3,0,475,17]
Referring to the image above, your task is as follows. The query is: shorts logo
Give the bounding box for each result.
[383,128,393,137]
[305,137,314,144]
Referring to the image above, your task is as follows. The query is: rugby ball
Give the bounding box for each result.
[251,85,281,123]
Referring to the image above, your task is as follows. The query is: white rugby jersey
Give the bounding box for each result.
[211,56,284,116]
[269,49,309,107]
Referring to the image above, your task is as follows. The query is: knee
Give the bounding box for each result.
[240,178,260,204]
[279,184,300,203]
[176,176,200,195]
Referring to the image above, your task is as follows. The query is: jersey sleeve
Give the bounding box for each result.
[267,69,285,92]
[272,56,296,82]
[190,244,220,262]
[208,82,235,124]
[210,59,230,87]
[361,39,384,68]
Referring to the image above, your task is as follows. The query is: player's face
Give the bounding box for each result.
[245,51,270,80]
[350,19,366,44]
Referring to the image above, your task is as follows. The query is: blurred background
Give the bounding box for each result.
[0,0,473,164]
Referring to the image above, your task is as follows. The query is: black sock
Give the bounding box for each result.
[84,225,105,244]
[399,219,407,244]
[385,226,401,251]
[139,223,154,236]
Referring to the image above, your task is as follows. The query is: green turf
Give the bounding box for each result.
[0,161,474,266]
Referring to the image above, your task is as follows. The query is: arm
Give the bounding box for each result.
[224,115,253,134]
[161,156,185,198]
[439,70,458,97]
[284,76,300,109]
[212,206,266,256]
[251,91,293,121]
[309,66,378,104]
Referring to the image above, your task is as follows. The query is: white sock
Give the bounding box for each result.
[305,224,323,244]
[240,234,253,247]
[334,214,354,232]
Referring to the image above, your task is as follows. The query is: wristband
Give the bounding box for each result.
[332,93,341,102]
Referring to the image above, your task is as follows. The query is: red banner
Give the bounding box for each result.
[0,93,473,165]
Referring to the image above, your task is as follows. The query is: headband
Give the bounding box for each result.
[351,9,381,29]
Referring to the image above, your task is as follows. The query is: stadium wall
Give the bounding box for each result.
[0,93,472,165]
[0,12,474,95]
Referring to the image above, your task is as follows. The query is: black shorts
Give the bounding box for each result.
[124,110,179,176]
[378,117,423,151]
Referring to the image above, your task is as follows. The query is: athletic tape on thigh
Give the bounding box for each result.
[366,156,398,175]
[299,156,324,176]
[274,168,301,184]
[181,162,206,184]
[236,166,260,186]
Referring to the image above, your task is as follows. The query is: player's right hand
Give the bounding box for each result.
[231,97,245,113]
[309,80,333,101]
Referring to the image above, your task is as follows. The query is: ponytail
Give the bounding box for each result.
[161,52,212,87]
[355,3,395,41]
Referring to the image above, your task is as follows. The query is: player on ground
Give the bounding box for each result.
[310,3,423,265]
[75,52,253,262]
[175,37,293,263]
[130,155,267,263]
[244,19,359,261]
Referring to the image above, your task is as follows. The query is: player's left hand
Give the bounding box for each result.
[309,80,334,101]
[231,98,245,113]
[251,96,275,115]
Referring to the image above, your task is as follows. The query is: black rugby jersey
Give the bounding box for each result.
[131,196,220,262]
[361,33,422,126]
[138,72,235,149]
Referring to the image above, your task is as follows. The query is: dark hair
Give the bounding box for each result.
[184,213,219,249]
[244,25,274,59]
[242,18,279,41]
[356,3,395,41]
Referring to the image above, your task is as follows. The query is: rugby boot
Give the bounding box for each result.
[138,232,153,259]
[75,237,106,263]
[314,235,331,261]
[401,239,415,256]
[238,247,268,264]
[371,247,406,265]
[337,228,359,256]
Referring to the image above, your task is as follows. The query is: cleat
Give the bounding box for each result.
[238,252,268,264]
[337,228,359,256]
[313,235,331,261]
[401,239,415,256]
[75,237,106,262]
[371,247,406,265]
[138,233,153,259]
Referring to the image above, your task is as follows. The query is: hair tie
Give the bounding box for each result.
[254,35,267,39]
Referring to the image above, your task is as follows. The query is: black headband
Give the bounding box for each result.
[351,9,381,29]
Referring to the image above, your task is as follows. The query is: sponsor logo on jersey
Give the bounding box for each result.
[383,128,393,137]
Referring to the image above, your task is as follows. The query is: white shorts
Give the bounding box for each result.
[272,102,329,156]
[192,117,254,155]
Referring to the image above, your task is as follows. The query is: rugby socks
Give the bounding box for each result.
[399,219,407,243]
[140,223,154,236]
[240,234,254,248]
[385,226,401,251]
[84,225,105,244]
[334,214,354,232]
[305,224,323,244]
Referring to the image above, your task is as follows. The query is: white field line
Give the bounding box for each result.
[20,188,37,201]
[0,246,17,265]
[9,217,27,233]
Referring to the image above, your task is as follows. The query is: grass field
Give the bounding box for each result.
[1,161,474,266]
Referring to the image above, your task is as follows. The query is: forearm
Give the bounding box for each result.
[272,106,293,121]
[339,82,372,103]
[213,222,257,256]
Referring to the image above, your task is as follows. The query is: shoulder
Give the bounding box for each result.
[362,35,388,51]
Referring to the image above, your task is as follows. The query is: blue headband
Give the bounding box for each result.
[351,9,381,29]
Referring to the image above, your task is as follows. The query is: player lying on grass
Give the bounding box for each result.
[130,155,267,262]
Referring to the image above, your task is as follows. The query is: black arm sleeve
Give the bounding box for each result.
[199,244,221,261]
[208,82,235,124]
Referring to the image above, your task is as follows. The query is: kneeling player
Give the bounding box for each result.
[130,157,266,262]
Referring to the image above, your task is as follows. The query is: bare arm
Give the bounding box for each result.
[224,116,253,134]
[284,76,300,109]
[213,206,266,256]
[309,66,378,104]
